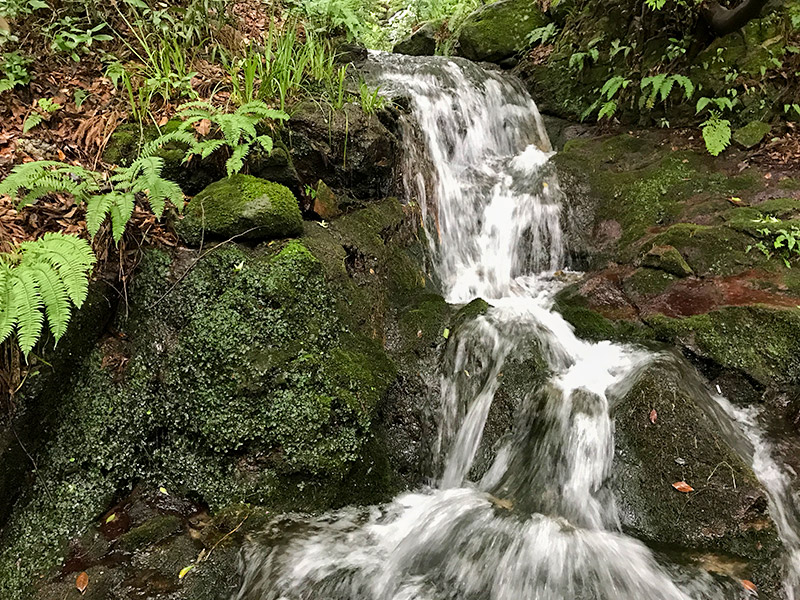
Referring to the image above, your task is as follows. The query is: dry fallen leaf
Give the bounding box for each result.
[741,579,757,593]
[672,481,694,493]
[194,119,212,136]
[76,571,89,594]
[649,408,657,424]
[488,495,513,510]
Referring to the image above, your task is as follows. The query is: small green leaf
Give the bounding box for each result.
[179,565,195,579]
[442,328,450,339]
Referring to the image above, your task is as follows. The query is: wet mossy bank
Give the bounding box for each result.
[551,129,800,400]
[0,194,467,600]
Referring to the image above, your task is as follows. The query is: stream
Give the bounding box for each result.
[233,53,800,600]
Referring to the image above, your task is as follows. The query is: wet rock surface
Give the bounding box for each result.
[552,130,800,391]
[611,361,784,595]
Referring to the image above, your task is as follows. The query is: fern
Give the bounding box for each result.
[700,111,732,156]
[0,161,101,209]
[0,233,95,356]
[640,74,694,109]
[168,99,289,177]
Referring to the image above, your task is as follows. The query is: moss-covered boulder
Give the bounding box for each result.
[612,361,784,595]
[733,121,772,149]
[456,0,549,63]
[175,174,303,245]
[393,21,439,56]
[0,198,454,599]
[647,305,800,388]
[642,244,693,277]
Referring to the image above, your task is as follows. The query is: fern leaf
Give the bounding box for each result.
[23,112,43,133]
[0,264,17,345]
[86,193,114,237]
[255,135,274,153]
[11,268,44,356]
[226,144,250,177]
[237,102,289,122]
[673,75,694,99]
[31,261,71,342]
[598,101,617,120]
[140,131,197,158]
[659,76,677,103]
[189,139,227,160]
[110,193,135,243]
[0,161,100,208]
[700,112,731,156]
[24,233,95,307]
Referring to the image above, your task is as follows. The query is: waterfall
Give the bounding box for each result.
[233,52,799,600]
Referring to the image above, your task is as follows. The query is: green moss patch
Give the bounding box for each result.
[647,305,800,386]
[176,174,302,245]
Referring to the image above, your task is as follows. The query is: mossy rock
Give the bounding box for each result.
[647,305,800,387]
[117,515,182,552]
[176,174,303,245]
[0,239,397,598]
[457,0,549,63]
[641,244,693,277]
[393,21,439,56]
[0,198,445,599]
[612,362,784,593]
[733,121,772,149]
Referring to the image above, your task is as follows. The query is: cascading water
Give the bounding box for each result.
[233,53,800,600]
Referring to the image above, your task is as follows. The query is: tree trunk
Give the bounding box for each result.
[701,0,771,37]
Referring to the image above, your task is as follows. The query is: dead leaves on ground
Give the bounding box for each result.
[75,571,89,594]
[672,481,695,493]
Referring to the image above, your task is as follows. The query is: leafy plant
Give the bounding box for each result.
[699,111,731,156]
[0,233,95,357]
[22,98,61,133]
[569,47,599,71]
[0,51,31,94]
[48,18,112,62]
[696,96,735,113]
[526,23,558,46]
[639,73,694,109]
[295,0,366,41]
[747,217,800,268]
[169,100,289,176]
[0,0,47,19]
[359,80,385,114]
[0,154,183,243]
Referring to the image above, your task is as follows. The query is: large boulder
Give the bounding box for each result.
[285,102,399,202]
[457,0,549,63]
[612,361,785,594]
[175,174,303,245]
[0,198,452,600]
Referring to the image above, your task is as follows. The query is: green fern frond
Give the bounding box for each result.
[86,193,115,237]
[237,102,289,122]
[128,157,184,216]
[31,262,71,342]
[11,269,44,356]
[189,139,227,160]
[21,233,96,308]
[140,130,197,158]
[110,193,135,243]
[0,161,100,208]
[226,144,251,176]
[255,135,273,153]
[0,264,17,345]
[700,111,732,156]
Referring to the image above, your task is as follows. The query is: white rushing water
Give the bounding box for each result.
[233,53,799,600]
